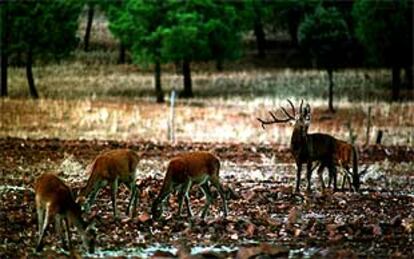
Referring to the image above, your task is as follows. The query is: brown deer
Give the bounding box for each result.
[257,100,360,192]
[316,139,360,191]
[78,149,140,219]
[151,151,228,220]
[35,173,96,253]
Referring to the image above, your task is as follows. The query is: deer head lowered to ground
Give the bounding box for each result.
[151,151,228,220]
[35,173,96,253]
[77,149,141,219]
[257,100,362,193]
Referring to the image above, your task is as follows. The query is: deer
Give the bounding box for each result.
[315,139,360,191]
[257,100,361,193]
[77,149,140,219]
[151,151,228,220]
[34,173,96,253]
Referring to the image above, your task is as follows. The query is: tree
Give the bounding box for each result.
[298,6,350,112]
[271,0,318,47]
[100,0,128,64]
[6,1,82,98]
[108,0,170,103]
[83,1,96,52]
[110,0,241,100]
[162,0,242,98]
[0,0,9,97]
[353,0,413,100]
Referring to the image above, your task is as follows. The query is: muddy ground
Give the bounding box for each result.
[1,137,414,258]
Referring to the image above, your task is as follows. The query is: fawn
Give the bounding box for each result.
[78,149,140,219]
[35,173,95,253]
[151,151,228,220]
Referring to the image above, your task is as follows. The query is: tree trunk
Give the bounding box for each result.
[181,59,193,98]
[253,18,266,58]
[404,66,413,90]
[26,48,39,99]
[118,42,126,64]
[216,59,223,71]
[0,1,8,97]
[327,69,335,113]
[154,60,164,103]
[0,48,6,97]
[83,3,94,52]
[174,60,182,75]
[392,66,401,101]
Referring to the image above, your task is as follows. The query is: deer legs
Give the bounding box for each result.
[36,207,48,252]
[54,215,68,250]
[306,162,313,192]
[295,162,314,192]
[295,163,302,193]
[111,178,119,219]
[127,179,139,218]
[210,176,228,217]
[178,180,193,217]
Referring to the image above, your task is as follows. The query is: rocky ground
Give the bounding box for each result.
[1,137,414,258]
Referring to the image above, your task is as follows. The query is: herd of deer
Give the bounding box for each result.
[33,100,365,253]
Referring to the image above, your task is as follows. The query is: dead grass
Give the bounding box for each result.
[3,10,412,145]
[0,98,412,146]
[8,62,396,102]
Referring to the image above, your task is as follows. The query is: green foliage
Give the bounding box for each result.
[271,0,319,44]
[108,0,242,65]
[353,0,413,67]
[6,0,83,61]
[108,0,170,66]
[298,6,350,69]
[162,0,242,63]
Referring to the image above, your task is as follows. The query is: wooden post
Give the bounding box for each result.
[346,120,357,145]
[375,130,383,145]
[168,90,176,143]
[365,106,372,146]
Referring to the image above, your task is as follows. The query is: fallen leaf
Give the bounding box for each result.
[138,212,151,223]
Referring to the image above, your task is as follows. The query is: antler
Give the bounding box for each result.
[280,99,296,120]
[257,99,296,129]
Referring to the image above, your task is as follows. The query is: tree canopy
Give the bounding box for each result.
[353,0,413,100]
[108,0,242,100]
[4,0,83,98]
[298,6,350,112]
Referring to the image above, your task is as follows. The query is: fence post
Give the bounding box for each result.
[168,90,176,143]
[365,106,372,146]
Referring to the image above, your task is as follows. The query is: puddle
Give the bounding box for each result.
[87,244,238,258]
[87,244,323,258]
[289,247,321,258]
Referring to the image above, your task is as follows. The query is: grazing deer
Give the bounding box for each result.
[78,149,140,219]
[35,173,95,253]
[151,151,228,220]
[257,100,361,192]
[316,139,360,191]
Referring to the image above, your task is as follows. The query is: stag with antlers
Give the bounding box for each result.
[258,100,362,193]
